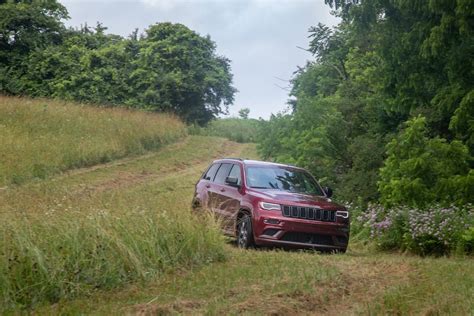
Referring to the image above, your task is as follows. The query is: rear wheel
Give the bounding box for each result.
[237,214,255,249]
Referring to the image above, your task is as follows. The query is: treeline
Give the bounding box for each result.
[189,108,260,143]
[258,0,473,208]
[0,0,235,125]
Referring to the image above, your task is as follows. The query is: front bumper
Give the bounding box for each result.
[253,209,349,250]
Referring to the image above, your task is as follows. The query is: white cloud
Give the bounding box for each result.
[140,0,181,10]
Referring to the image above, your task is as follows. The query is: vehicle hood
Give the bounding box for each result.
[249,189,344,209]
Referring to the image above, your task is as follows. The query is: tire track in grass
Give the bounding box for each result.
[75,137,249,194]
[0,136,254,215]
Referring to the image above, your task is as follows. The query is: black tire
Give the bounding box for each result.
[237,214,255,249]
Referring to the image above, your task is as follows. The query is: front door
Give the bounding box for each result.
[211,163,242,235]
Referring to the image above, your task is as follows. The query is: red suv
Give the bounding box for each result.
[192,158,349,252]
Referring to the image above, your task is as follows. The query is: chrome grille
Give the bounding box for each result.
[282,205,336,222]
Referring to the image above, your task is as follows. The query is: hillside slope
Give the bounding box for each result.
[0,96,186,186]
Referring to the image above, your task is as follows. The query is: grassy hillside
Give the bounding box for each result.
[0,134,252,311]
[0,96,186,186]
[0,103,471,313]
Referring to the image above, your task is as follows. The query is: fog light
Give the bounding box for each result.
[336,210,349,219]
[264,218,280,224]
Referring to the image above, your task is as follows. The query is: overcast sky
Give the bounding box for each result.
[61,0,339,119]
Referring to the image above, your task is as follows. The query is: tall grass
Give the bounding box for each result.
[0,135,236,312]
[0,96,186,186]
[0,208,225,310]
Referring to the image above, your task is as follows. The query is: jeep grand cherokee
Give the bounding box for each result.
[192,158,349,252]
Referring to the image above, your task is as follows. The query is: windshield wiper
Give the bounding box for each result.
[250,186,270,189]
[268,182,278,189]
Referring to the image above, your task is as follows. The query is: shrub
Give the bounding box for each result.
[378,116,473,208]
[459,227,474,253]
[353,204,474,255]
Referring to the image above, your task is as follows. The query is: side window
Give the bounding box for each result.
[203,163,220,181]
[228,164,242,185]
[214,163,232,184]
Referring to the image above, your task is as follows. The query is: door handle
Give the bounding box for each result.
[206,184,211,188]
[220,188,226,192]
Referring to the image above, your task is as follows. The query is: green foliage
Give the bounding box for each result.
[127,23,235,124]
[189,117,260,143]
[257,0,474,206]
[379,116,473,207]
[0,0,68,62]
[238,107,250,119]
[459,227,474,254]
[0,2,235,125]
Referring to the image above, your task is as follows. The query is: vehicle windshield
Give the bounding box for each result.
[245,166,324,196]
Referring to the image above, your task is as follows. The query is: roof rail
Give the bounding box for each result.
[222,157,243,161]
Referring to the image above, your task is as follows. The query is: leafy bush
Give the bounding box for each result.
[459,227,474,253]
[378,116,473,207]
[189,118,260,143]
[353,204,474,255]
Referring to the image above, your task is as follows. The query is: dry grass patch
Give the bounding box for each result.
[0,96,186,186]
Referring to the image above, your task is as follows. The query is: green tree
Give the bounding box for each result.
[0,0,68,93]
[257,0,473,205]
[378,116,473,207]
[238,108,250,119]
[128,23,236,124]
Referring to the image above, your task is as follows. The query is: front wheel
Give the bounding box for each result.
[237,214,255,249]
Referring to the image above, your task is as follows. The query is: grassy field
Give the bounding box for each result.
[0,104,472,314]
[0,96,186,186]
[0,135,245,311]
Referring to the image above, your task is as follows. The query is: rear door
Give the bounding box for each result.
[194,163,220,211]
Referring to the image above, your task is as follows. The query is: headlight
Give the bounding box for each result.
[259,202,281,211]
[336,210,349,219]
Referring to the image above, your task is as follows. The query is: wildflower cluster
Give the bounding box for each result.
[355,204,401,238]
[352,203,474,255]
[407,205,472,247]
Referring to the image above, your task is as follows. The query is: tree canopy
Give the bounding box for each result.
[0,1,235,125]
[258,0,473,206]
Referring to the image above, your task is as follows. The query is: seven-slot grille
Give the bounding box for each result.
[282,205,336,222]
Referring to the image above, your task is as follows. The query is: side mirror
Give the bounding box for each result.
[324,186,333,198]
[225,176,240,187]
